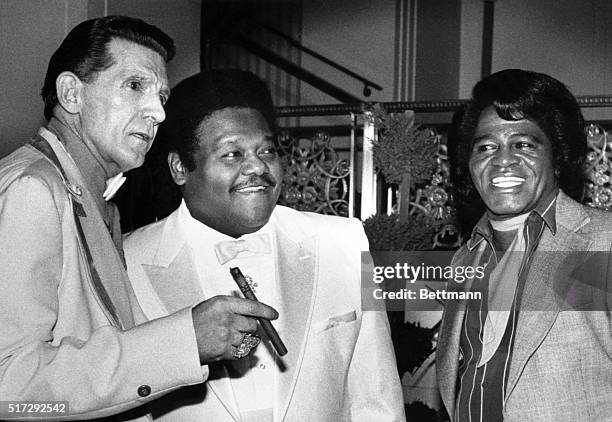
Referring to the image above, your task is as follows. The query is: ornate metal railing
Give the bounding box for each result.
[277,131,352,216]
[276,95,612,116]
[585,123,612,209]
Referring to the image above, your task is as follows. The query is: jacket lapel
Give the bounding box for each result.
[505,193,592,400]
[141,213,241,420]
[437,245,480,420]
[437,298,465,420]
[274,229,318,421]
[141,210,205,314]
[35,131,136,329]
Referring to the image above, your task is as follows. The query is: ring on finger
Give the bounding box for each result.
[232,333,261,359]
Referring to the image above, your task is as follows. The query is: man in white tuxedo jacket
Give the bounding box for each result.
[123,70,405,422]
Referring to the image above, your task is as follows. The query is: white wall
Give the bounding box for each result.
[458,0,612,120]
[0,0,88,157]
[0,0,200,158]
[492,0,612,120]
[459,0,483,98]
[301,0,399,105]
[105,0,201,87]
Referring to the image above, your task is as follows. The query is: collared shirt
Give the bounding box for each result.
[177,200,278,421]
[454,189,558,422]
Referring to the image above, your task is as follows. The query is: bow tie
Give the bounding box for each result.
[214,233,271,265]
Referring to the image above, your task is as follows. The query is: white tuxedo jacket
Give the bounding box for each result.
[124,205,405,421]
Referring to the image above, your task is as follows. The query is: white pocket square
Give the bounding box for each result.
[314,310,357,333]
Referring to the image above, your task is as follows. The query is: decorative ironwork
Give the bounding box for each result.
[584,123,612,209]
[421,142,462,250]
[277,131,351,216]
[396,137,461,250]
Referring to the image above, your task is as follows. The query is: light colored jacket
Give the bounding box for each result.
[437,192,612,422]
[0,130,205,421]
[124,205,406,422]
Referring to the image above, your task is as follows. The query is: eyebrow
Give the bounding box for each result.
[126,73,170,97]
[472,132,543,144]
[508,132,544,143]
[210,134,276,150]
[209,137,237,151]
[471,134,493,145]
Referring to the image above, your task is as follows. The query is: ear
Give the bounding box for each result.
[55,71,83,115]
[168,152,187,186]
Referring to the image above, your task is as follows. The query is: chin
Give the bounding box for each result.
[488,207,528,219]
[240,214,272,232]
[121,155,145,172]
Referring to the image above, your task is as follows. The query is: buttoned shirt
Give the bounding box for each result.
[178,200,279,421]
[455,190,558,422]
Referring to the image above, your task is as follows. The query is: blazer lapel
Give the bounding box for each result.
[141,214,240,421]
[437,298,465,420]
[138,210,205,315]
[36,132,135,329]
[274,229,318,421]
[208,364,241,422]
[505,194,592,400]
[145,262,240,421]
[436,245,480,421]
[142,247,205,314]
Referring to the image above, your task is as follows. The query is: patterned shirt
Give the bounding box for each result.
[454,190,558,422]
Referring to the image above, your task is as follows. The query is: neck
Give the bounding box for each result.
[489,212,529,252]
[489,212,530,231]
[50,113,119,178]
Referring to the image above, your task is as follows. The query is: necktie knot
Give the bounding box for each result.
[214,233,271,265]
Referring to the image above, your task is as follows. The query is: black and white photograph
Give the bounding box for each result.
[0,1,611,421]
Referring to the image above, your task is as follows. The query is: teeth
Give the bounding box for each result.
[492,176,525,188]
[236,186,266,193]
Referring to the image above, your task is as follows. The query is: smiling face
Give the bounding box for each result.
[171,107,283,237]
[78,38,169,174]
[469,106,557,220]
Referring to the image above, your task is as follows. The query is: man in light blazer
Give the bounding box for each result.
[0,17,276,420]
[123,70,405,422]
[437,69,612,421]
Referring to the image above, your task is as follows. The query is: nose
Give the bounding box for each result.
[143,93,166,125]
[241,153,268,176]
[492,145,519,168]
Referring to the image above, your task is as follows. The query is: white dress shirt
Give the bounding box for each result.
[178,200,279,421]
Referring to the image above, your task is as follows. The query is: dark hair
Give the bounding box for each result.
[41,15,175,120]
[448,69,587,229]
[158,69,277,171]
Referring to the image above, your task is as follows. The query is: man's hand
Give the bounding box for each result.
[191,295,278,364]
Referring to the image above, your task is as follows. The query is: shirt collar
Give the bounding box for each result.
[467,188,559,251]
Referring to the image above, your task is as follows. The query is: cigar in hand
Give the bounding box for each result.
[230,267,288,356]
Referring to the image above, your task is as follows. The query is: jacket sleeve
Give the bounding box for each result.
[346,219,407,422]
[0,175,206,420]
